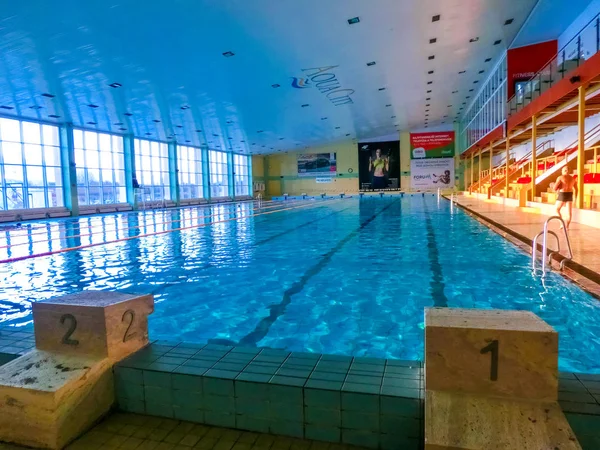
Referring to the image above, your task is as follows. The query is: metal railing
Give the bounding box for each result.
[508,13,600,116]
[532,216,573,277]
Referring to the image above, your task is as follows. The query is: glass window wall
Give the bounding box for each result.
[134,139,170,201]
[209,150,229,198]
[178,145,204,199]
[233,154,250,196]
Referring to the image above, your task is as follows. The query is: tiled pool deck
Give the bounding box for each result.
[1,329,600,448]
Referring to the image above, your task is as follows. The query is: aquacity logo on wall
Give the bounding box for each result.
[291,66,354,106]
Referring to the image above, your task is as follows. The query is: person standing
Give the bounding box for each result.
[554,166,578,230]
[369,149,389,189]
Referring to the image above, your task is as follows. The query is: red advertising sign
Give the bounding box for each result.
[410,132,455,159]
[507,40,557,99]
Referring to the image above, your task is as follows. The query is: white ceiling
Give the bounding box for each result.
[0,0,538,154]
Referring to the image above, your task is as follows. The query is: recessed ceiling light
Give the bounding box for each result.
[385,104,391,107]
[41,93,55,98]
[430,38,437,44]
[494,39,502,45]
[213,134,219,137]
[466,95,471,98]
[119,127,127,131]
[485,58,492,62]
[426,97,431,101]
[346,134,351,136]
[109,82,122,88]
[186,140,191,143]
[432,14,440,22]
[321,117,328,120]
[196,129,202,133]
[87,121,97,125]
[228,137,233,139]
[426,104,430,107]
[452,90,458,94]
[257,130,264,133]
[115,122,124,125]
[425,109,429,112]
[0,105,13,110]
[181,106,190,110]
[391,116,396,119]
[348,17,360,25]
[241,140,245,143]
[469,37,479,43]
[469,89,474,92]
[367,61,376,66]
[49,114,60,118]
[279,138,284,140]
[427,90,432,93]
[335,127,341,129]
[447,105,452,107]
[223,51,235,57]
[252,143,256,145]
[153,119,161,123]
[226,121,232,124]
[124,112,133,116]
[301,104,309,107]
[272,84,280,88]
[88,104,99,108]
[473,80,479,84]
[478,70,485,74]
[428,70,434,74]
[428,55,435,60]
[459,70,466,74]
[504,18,514,25]
[427,81,433,85]
[145,132,152,136]
[29,105,43,110]
[379,87,386,91]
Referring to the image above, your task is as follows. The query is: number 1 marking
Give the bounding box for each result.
[480,340,499,381]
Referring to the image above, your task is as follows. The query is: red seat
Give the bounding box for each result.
[491,178,499,185]
[584,173,600,183]
[538,162,555,170]
[517,177,532,184]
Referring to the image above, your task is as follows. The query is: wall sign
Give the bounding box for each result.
[410,132,455,159]
[315,177,333,184]
[410,158,455,190]
[358,140,400,191]
[291,66,354,106]
[297,153,337,177]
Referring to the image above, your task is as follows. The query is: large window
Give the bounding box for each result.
[178,145,203,199]
[0,118,63,210]
[74,130,126,205]
[233,154,250,196]
[209,150,229,198]
[135,139,170,201]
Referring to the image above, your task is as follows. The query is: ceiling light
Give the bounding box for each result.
[485,58,492,62]
[49,114,60,118]
[181,106,190,110]
[109,82,122,88]
[459,70,466,74]
[430,38,437,44]
[213,134,219,137]
[41,93,55,98]
[335,127,341,129]
[321,117,328,120]
[301,104,309,107]
[118,127,127,131]
[196,129,202,132]
[226,120,232,124]
[428,70,434,74]
[124,112,133,116]
[504,18,514,25]
[87,121,97,125]
[228,137,233,139]
[469,37,479,43]
[272,84,280,88]
[87,104,99,108]
[367,61,376,66]
[447,105,452,107]
[478,70,485,74]
[427,90,432,93]
[452,90,458,94]
[432,14,440,22]
[115,122,124,125]
[385,104,391,107]
[0,105,14,110]
[185,140,191,143]
[29,105,43,110]
[473,80,479,84]
[469,89,474,92]
[145,132,152,136]
[223,51,235,57]
[257,130,264,133]
[379,87,386,91]
[426,104,430,107]
[391,116,396,118]
[427,81,433,85]
[494,39,502,45]
[346,134,351,136]
[348,17,360,25]
[428,55,435,60]
[153,119,161,123]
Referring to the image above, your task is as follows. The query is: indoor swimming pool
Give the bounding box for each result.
[0,196,599,373]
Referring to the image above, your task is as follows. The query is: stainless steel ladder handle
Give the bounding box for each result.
[532,216,574,277]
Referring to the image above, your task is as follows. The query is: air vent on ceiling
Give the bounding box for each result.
[432,15,440,22]
[429,38,437,44]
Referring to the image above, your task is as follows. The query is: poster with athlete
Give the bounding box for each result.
[358,140,400,191]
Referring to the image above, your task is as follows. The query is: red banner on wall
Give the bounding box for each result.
[507,40,557,99]
[410,131,455,159]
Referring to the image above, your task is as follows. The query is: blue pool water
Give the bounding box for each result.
[1,196,600,373]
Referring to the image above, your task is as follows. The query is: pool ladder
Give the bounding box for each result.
[532,216,573,277]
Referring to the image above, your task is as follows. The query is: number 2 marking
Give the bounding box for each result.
[60,314,79,346]
[480,340,499,381]
[122,309,137,342]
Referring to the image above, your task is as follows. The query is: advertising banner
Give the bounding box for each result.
[410,132,455,159]
[410,158,454,190]
[358,141,400,191]
[297,153,337,177]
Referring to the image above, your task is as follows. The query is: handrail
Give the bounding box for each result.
[508,13,600,116]
[532,216,573,277]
